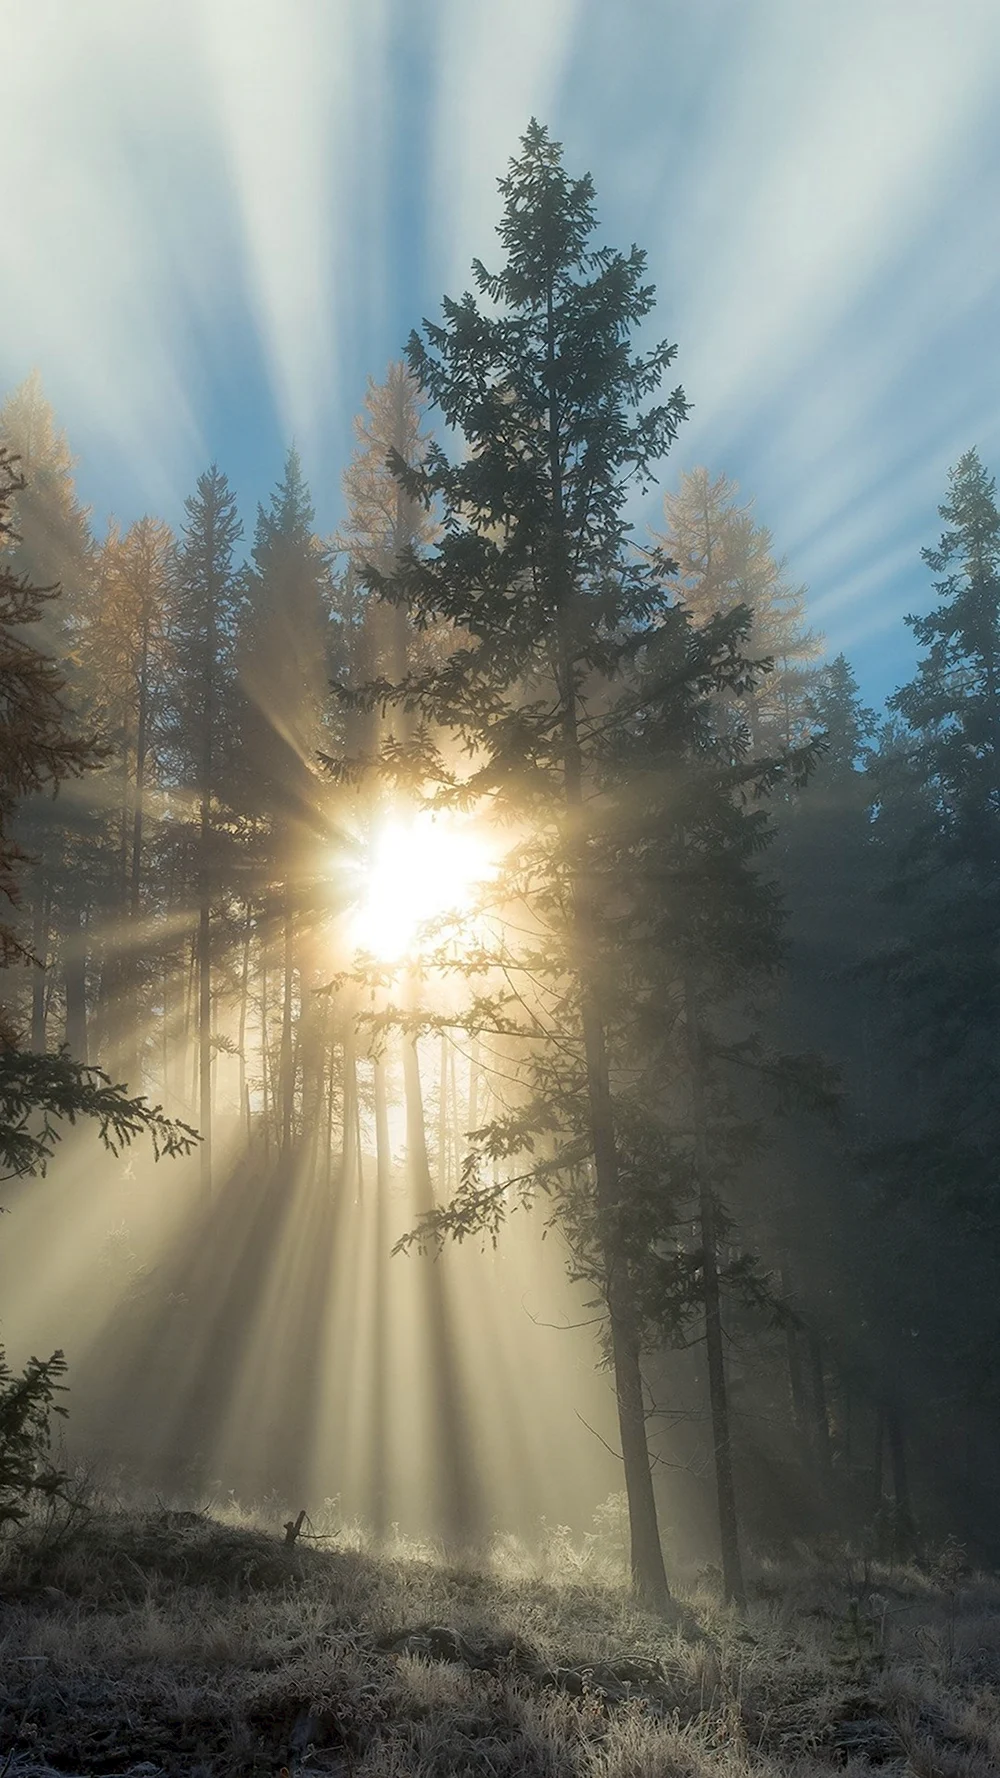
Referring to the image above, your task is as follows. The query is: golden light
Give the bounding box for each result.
[349,808,495,962]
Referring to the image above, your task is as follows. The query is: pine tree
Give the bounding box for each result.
[344,122,801,1609]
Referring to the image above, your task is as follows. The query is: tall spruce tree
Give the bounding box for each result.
[877,448,1000,1210]
[345,122,802,1609]
[853,451,1000,1531]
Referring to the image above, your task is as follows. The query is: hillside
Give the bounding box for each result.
[2,1500,999,1776]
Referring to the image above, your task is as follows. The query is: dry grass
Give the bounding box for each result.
[2,1492,999,1776]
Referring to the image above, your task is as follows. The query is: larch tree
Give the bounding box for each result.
[658,467,821,751]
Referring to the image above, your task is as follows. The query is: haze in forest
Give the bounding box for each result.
[1,1,999,1645]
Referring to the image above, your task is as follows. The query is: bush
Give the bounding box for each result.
[0,1344,69,1528]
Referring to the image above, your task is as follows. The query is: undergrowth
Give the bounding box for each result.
[2,1489,999,1776]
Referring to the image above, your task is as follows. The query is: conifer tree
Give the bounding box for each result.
[0,374,96,1051]
[877,448,1000,1200]
[344,123,800,1609]
[80,516,175,1081]
[242,450,330,1156]
[172,466,245,1195]
[337,365,437,1199]
[856,450,1000,1504]
[0,445,196,1165]
[659,467,821,750]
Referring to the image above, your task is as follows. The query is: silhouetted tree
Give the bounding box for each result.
[344,122,810,1609]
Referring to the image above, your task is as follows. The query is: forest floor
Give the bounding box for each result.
[2,1494,999,1777]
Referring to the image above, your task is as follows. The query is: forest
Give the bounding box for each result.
[2,121,999,1778]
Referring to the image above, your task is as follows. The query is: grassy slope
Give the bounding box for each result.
[2,1502,1000,1777]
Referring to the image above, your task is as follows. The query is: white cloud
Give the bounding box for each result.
[1,0,997,706]
[427,0,581,295]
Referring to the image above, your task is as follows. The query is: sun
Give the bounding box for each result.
[349,809,494,963]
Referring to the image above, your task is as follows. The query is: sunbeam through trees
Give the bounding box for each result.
[1,87,1000,1778]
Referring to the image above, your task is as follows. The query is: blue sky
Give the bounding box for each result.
[3,0,999,708]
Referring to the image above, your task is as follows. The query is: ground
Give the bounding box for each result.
[2,1496,999,1777]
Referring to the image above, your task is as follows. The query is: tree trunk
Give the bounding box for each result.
[374,1048,391,1190]
[280,888,294,1157]
[31,865,49,1051]
[779,1261,809,1450]
[325,1018,335,1188]
[807,1327,833,1473]
[64,903,88,1063]
[237,902,251,1139]
[885,1401,914,1554]
[402,1030,433,1214]
[686,976,746,1608]
[341,1017,360,1197]
[437,1032,450,1194]
[260,945,271,1162]
[197,897,212,1196]
[467,1034,480,1135]
[371,1045,392,1541]
[873,1403,885,1519]
[198,544,217,1193]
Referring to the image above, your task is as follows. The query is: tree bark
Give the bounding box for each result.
[437,1031,450,1195]
[341,1017,360,1198]
[280,888,294,1158]
[374,1048,391,1191]
[779,1263,809,1452]
[197,897,212,1195]
[885,1400,914,1553]
[873,1402,885,1519]
[237,902,251,1139]
[685,976,746,1608]
[64,902,88,1063]
[30,865,49,1051]
[467,1033,480,1135]
[807,1327,833,1473]
[403,1029,433,1214]
[260,944,272,1162]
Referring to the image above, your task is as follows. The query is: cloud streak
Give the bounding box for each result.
[1,0,997,697]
